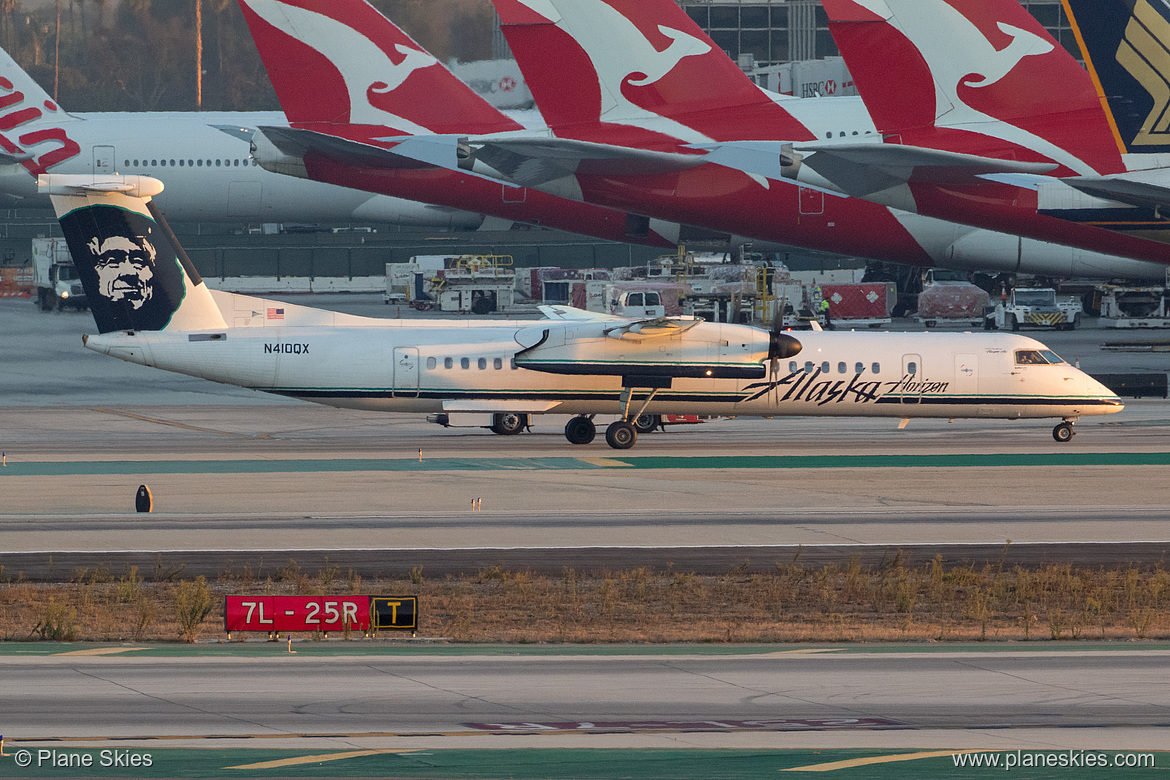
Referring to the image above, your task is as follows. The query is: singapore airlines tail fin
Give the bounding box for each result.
[491,0,789,136]
[1064,0,1170,156]
[236,0,521,135]
[40,175,226,334]
[820,0,1125,174]
[0,47,82,174]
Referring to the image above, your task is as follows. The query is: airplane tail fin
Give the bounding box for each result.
[821,0,1125,173]
[237,0,521,135]
[0,46,82,174]
[40,175,227,335]
[492,0,808,140]
[1064,0,1170,155]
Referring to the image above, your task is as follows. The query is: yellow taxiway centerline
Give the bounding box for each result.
[784,750,979,772]
[225,749,419,770]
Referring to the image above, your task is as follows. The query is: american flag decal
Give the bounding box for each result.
[267,307,284,320]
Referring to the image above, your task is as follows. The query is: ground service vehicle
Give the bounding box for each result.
[32,237,86,311]
[985,288,1081,331]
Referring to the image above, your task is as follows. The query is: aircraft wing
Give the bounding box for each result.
[694,140,1057,198]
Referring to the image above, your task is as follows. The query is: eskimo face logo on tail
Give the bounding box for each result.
[88,234,157,310]
[62,206,186,332]
[1116,0,1170,146]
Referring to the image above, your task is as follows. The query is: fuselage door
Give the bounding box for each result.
[799,187,824,215]
[93,146,115,175]
[901,353,922,404]
[393,347,420,398]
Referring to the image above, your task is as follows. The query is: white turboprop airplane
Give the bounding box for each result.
[46,174,1123,448]
[0,47,481,227]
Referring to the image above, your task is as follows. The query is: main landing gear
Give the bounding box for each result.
[562,385,666,449]
[1053,420,1075,442]
[564,415,596,445]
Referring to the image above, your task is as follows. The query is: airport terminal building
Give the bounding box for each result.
[672,0,1080,67]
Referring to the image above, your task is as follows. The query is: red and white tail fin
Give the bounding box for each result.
[237,0,520,135]
[492,0,812,142]
[0,47,82,175]
[822,0,1125,175]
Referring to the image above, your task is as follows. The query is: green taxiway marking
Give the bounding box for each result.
[0,748,1161,778]
[2,641,1170,658]
[3,452,1170,476]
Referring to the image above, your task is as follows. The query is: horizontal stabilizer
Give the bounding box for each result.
[1063,171,1170,211]
[794,143,1057,198]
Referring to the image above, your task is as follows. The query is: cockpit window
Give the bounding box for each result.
[1016,349,1064,365]
[1038,349,1065,364]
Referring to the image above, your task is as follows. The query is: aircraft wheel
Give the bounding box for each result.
[632,414,660,434]
[1053,421,1074,442]
[924,320,936,328]
[490,412,527,435]
[605,420,637,450]
[564,416,596,445]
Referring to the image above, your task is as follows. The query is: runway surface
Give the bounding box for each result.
[3,644,1170,753]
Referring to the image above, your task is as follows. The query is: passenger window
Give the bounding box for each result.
[478,358,487,370]
[169,159,175,166]
[460,358,470,369]
[444,357,453,369]
[234,159,240,167]
[837,362,847,374]
[821,361,830,373]
[133,159,139,166]
[123,159,129,167]
[871,362,880,374]
[197,159,203,167]
[179,160,185,167]
[789,361,798,373]
[215,159,221,167]
[804,361,814,373]
[855,362,864,374]
[494,358,503,370]
[906,361,918,375]
[151,159,157,166]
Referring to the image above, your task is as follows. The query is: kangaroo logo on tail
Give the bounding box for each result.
[962,22,1054,88]
[241,0,440,133]
[512,0,712,141]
